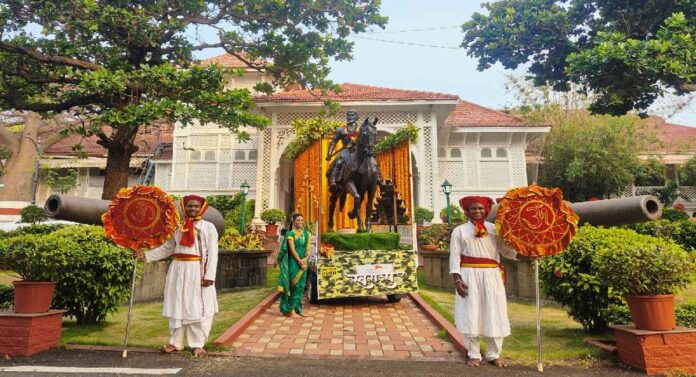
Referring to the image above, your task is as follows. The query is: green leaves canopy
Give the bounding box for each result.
[462,0,696,115]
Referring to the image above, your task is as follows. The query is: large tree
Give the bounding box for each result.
[462,0,696,115]
[0,1,386,199]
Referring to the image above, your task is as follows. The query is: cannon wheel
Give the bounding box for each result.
[307,269,319,304]
[386,294,401,303]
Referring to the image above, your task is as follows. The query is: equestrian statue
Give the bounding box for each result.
[326,110,386,233]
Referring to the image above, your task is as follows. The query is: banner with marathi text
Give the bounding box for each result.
[317,249,418,299]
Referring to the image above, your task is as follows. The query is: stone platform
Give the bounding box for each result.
[612,325,696,375]
[217,294,462,361]
[0,310,66,357]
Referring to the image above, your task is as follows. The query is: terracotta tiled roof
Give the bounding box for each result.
[445,100,536,127]
[44,123,174,158]
[199,53,265,69]
[644,121,696,155]
[255,83,459,103]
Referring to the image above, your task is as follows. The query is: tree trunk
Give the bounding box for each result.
[101,142,135,200]
[0,114,40,202]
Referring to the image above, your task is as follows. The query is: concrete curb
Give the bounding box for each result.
[213,290,280,347]
[407,292,467,357]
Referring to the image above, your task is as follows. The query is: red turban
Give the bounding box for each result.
[180,195,209,247]
[458,196,494,238]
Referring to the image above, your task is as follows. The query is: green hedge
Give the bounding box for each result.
[320,232,400,251]
[0,223,67,240]
[0,226,135,324]
[0,284,12,311]
[625,219,696,252]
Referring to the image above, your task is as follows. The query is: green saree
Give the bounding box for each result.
[277,228,310,315]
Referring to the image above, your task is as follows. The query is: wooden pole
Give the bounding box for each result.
[122,256,139,358]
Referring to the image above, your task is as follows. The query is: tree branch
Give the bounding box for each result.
[0,41,100,71]
[1,92,104,113]
[0,122,20,152]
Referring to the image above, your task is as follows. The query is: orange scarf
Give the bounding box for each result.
[473,219,488,238]
[180,195,208,247]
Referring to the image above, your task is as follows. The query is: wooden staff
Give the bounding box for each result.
[122,253,139,358]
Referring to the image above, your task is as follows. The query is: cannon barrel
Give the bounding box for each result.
[44,194,226,238]
[485,195,662,227]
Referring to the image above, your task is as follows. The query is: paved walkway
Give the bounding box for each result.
[228,295,461,360]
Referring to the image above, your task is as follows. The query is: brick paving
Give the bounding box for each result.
[227,295,462,361]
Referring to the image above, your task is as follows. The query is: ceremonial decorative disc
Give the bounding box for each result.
[495,185,579,258]
[102,185,180,250]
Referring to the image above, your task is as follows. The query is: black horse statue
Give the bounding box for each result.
[327,117,382,233]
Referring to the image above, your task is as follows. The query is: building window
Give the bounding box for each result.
[496,148,507,158]
[234,151,246,160]
[248,150,258,160]
[204,151,216,161]
[190,150,201,161]
[438,148,446,158]
[481,148,492,158]
[450,148,462,158]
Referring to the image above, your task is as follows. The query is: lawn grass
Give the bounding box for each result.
[417,272,611,366]
[61,267,280,349]
[0,270,18,286]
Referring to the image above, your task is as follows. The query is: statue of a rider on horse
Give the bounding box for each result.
[325,110,388,233]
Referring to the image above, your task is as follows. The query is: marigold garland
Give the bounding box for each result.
[102,185,180,250]
[495,185,579,258]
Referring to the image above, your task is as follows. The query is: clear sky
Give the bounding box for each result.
[198,0,696,126]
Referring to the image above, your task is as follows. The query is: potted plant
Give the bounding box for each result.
[595,230,695,331]
[418,224,451,251]
[217,228,272,288]
[0,234,59,313]
[261,208,286,236]
[414,207,434,233]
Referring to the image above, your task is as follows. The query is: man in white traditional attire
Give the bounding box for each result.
[449,195,517,367]
[138,194,218,357]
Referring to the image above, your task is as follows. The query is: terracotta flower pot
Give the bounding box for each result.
[420,244,439,251]
[625,294,676,331]
[265,223,278,237]
[12,281,57,314]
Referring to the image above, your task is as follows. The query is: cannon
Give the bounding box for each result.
[44,194,226,238]
[485,195,663,226]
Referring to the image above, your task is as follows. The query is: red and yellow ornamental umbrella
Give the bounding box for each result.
[495,185,579,258]
[494,185,579,372]
[102,185,180,250]
[101,185,180,358]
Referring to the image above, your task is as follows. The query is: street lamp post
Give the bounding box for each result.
[441,180,452,224]
[239,180,250,234]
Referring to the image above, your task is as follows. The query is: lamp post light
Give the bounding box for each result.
[239,180,250,234]
[441,180,452,224]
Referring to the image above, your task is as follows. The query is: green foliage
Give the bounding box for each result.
[261,209,286,225]
[225,198,255,230]
[0,223,66,240]
[320,232,400,251]
[40,167,78,194]
[626,219,696,251]
[634,158,667,186]
[541,226,635,333]
[679,154,696,186]
[374,123,419,154]
[538,112,647,201]
[219,228,265,251]
[414,207,434,225]
[650,180,689,206]
[676,302,696,328]
[0,226,134,323]
[0,284,12,311]
[0,144,11,177]
[462,1,696,115]
[662,208,691,222]
[20,205,46,224]
[206,195,240,217]
[1,2,386,197]
[283,101,342,160]
[417,224,453,251]
[439,205,465,224]
[595,230,694,296]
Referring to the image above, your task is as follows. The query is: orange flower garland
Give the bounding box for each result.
[102,185,180,250]
[495,185,579,258]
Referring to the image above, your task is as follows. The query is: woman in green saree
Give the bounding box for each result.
[277,213,310,316]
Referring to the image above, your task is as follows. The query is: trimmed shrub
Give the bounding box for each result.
[0,226,135,324]
[439,205,465,224]
[206,195,239,216]
[261,209,286,225]
[0,223,67,240]
[662,208,690,222]
[20,205,47,223]
[676,302,696,328]
[625,219,696,252]
[320,232,400,251]
[0,284,13,311]
[414,207,434,225]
